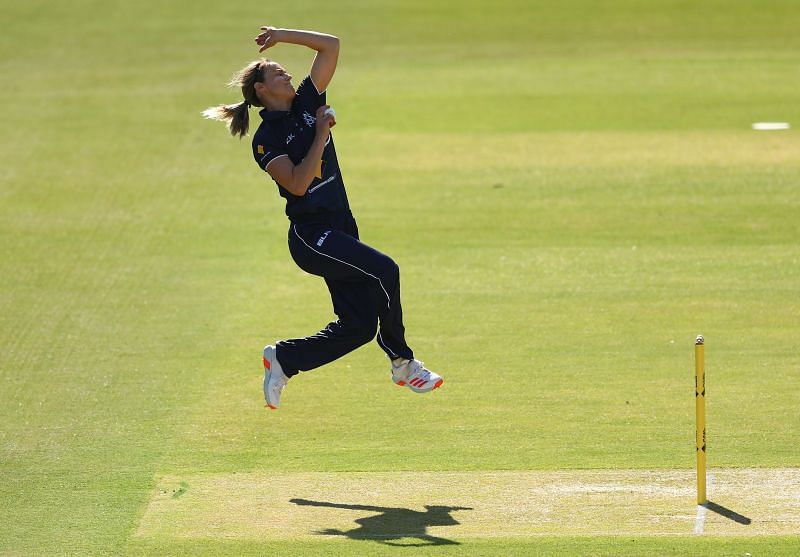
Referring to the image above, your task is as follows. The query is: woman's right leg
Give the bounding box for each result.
[275,223,413,376]
[276,277,378,375]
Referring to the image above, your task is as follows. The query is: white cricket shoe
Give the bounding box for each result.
[391,358,443,393]
[263,345,289,409]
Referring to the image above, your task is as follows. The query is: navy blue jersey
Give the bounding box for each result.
[252,75,350,221]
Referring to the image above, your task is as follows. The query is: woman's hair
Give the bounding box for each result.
[202,59,270,138]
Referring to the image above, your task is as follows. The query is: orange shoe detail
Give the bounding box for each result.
[265,403,277,410]
[397,381,406,386]
[433,379,443,390]
[263,356,271,370]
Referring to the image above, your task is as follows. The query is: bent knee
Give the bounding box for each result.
[355,320,378,346]
[341,318,377,347]
[355,329,376,347]
[379,256,399,281]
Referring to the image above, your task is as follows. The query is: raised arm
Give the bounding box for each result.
[255,27,340,93]
[289,499,395,513]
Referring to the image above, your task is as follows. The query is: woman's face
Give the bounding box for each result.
[259,63,295,101]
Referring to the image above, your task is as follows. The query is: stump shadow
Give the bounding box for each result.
[703,501,752,525]
[289,498,472,546]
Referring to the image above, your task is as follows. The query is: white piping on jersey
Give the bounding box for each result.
[309,75,326,95]
[262,138,329,173]
[264,153,289,171]
[291,225,391,310]
[307,174,336,194]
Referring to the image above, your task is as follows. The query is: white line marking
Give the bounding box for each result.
[694,474,713,534]
[694,503,707,534]
[752,122,790,131]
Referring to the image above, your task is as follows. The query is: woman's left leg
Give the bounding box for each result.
[287,223,415,363]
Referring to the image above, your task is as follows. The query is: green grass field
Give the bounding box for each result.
[2,0,800,554]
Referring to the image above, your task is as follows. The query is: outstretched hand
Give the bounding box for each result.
[255,26,281,52]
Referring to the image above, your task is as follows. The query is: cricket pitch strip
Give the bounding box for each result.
[136,468,800,540]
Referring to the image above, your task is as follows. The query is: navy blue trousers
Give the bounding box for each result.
[275,212,414,377]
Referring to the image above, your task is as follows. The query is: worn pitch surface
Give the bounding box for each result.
[137,468,800,540]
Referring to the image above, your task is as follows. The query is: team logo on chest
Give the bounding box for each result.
[302,111,316,128]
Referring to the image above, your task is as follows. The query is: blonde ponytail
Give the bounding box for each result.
[203,59,270,139]
[202,100,251,138]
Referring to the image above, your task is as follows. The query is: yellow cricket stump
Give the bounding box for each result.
[695,334,707,505]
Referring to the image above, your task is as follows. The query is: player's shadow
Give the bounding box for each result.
[703,501,752,525]
[289,498,472,546]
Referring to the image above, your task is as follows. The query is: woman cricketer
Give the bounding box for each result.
[204,26,443,409]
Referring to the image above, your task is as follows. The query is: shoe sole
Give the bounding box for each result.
[263,354,278,410]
